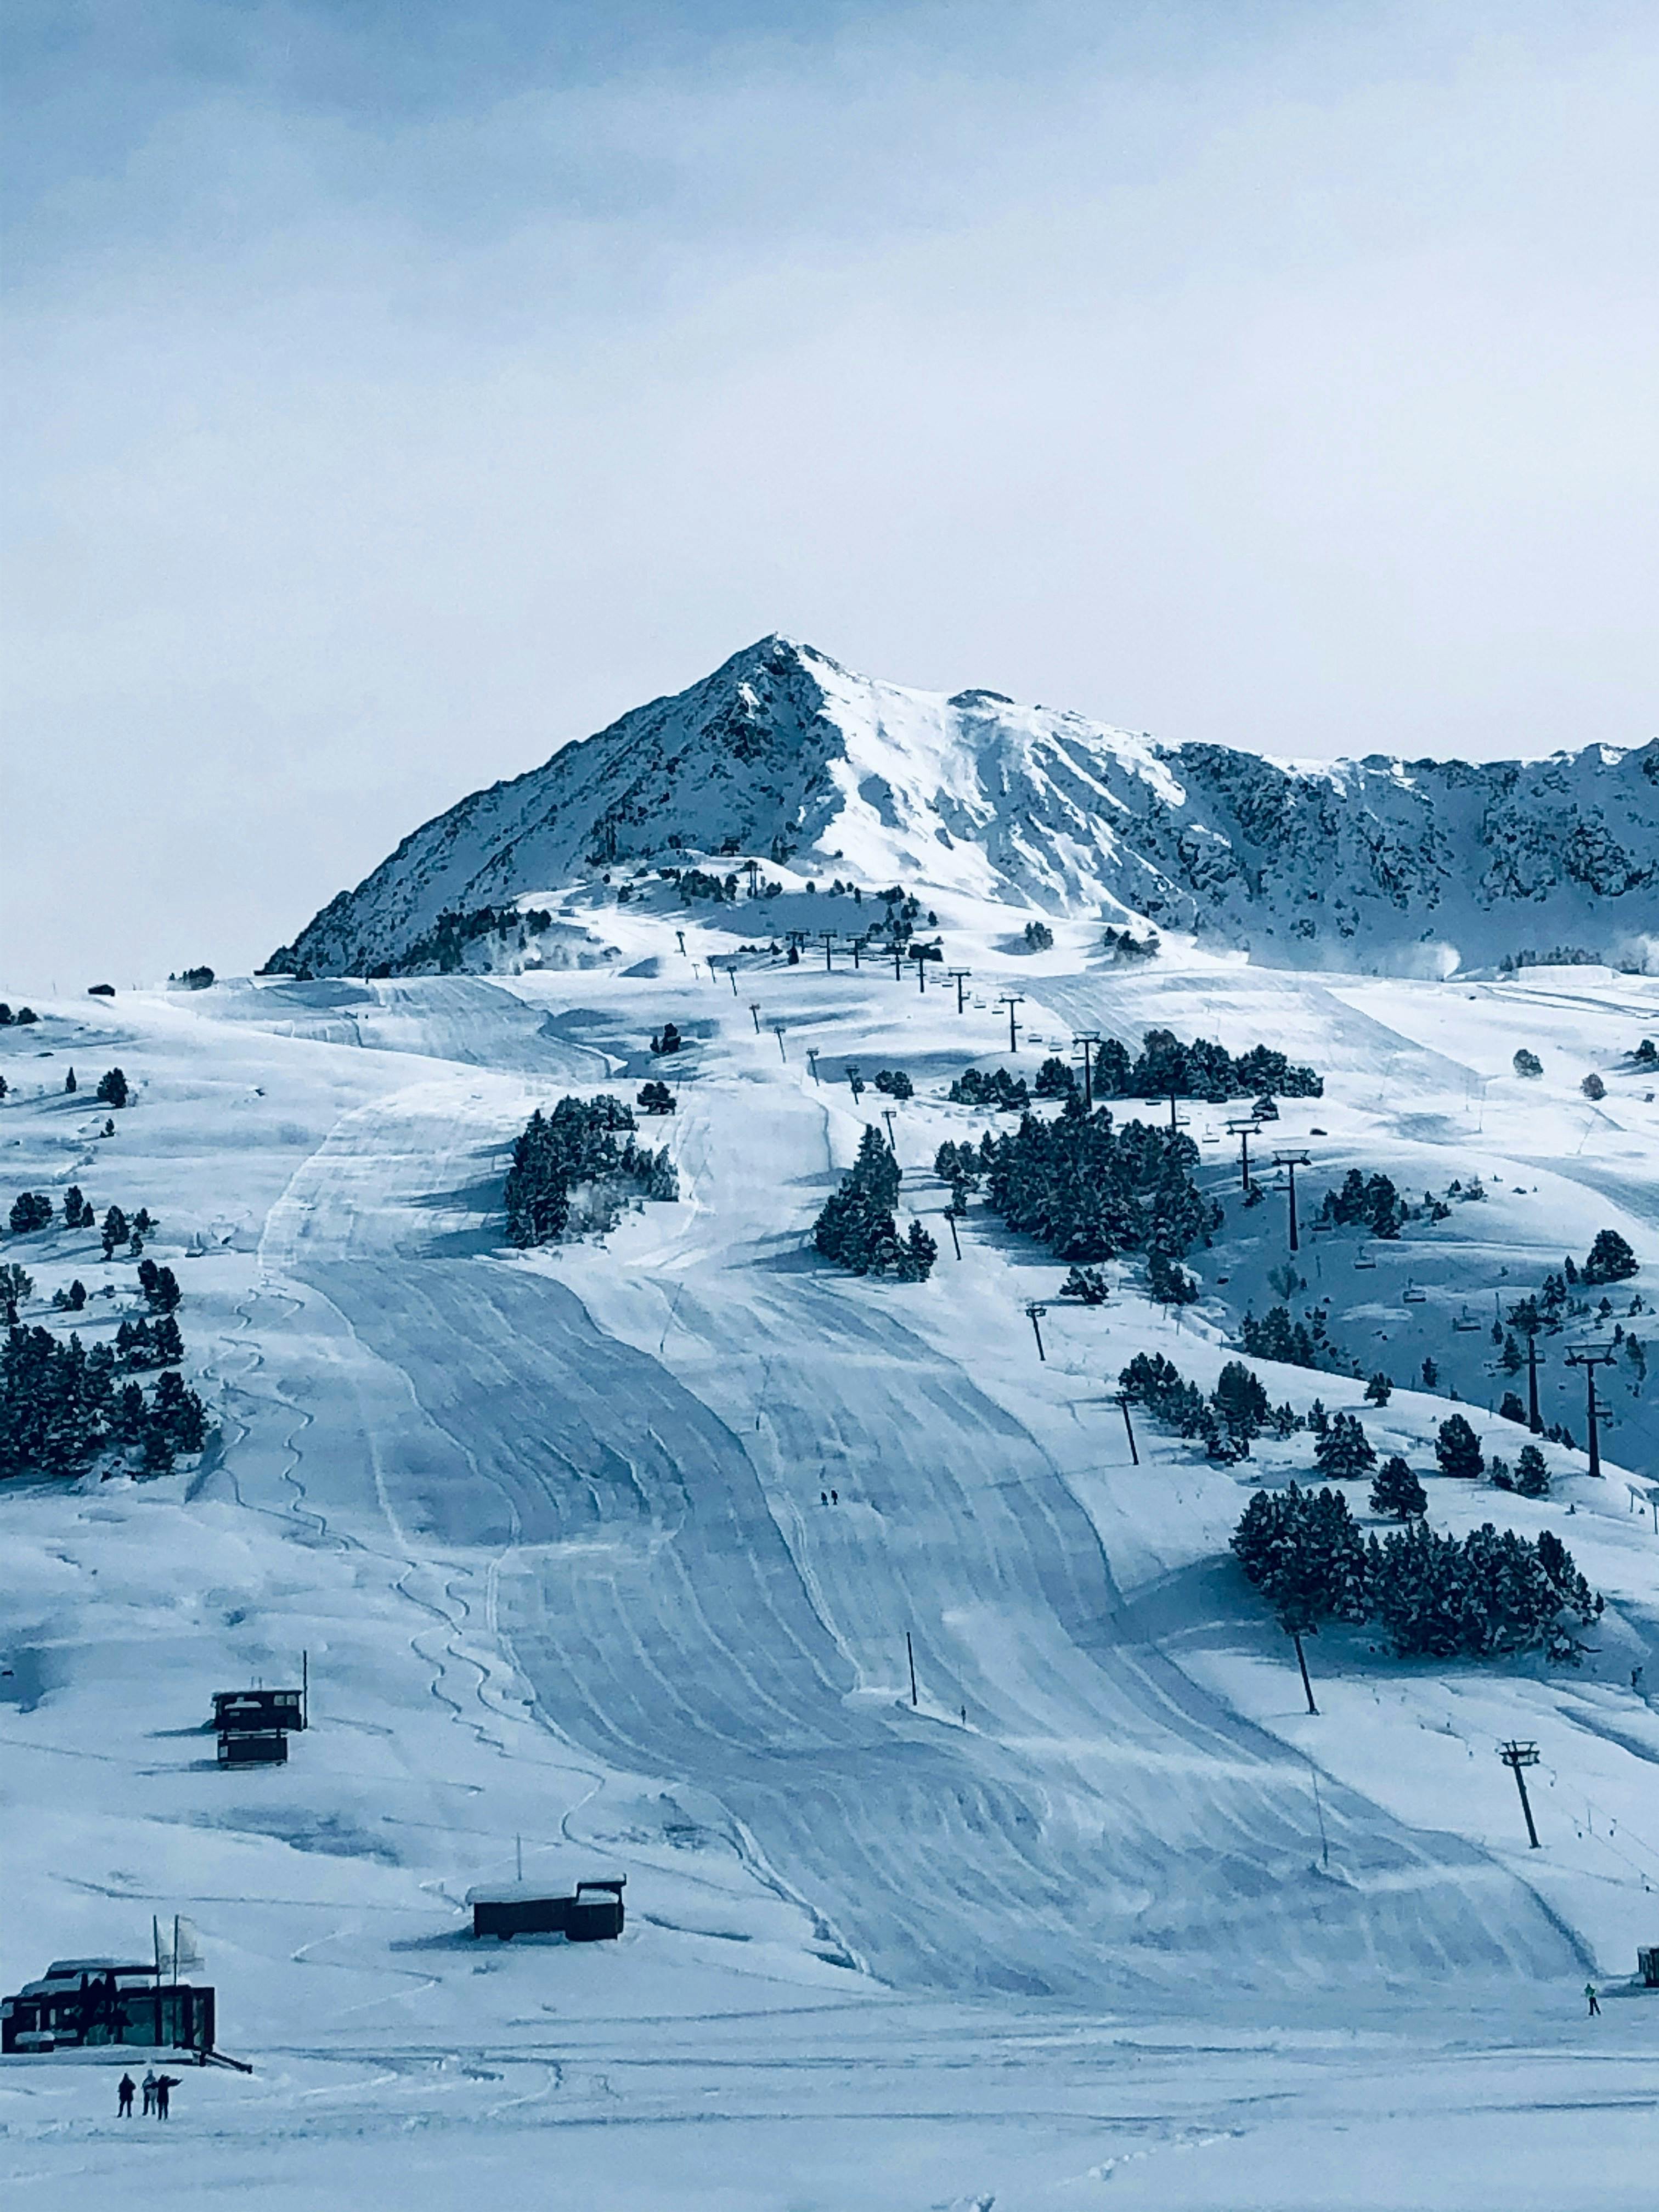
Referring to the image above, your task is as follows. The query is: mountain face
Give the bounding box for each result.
[268,636,1659,978]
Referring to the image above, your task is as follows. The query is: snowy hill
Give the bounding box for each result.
[5,861,1659,2203]
[267,635,1659,981]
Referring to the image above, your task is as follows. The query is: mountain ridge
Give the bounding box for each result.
[268,635,1659,979]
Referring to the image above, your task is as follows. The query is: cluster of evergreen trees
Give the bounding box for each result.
[1318,1169,1408,1239]
[1088,1029,1322,1103]
[1232,1483,1601,1664]
[0,1004,40,1026]
[1101,925,1159,960]
[5,1187,156,1251]
[504,1096,679,1246]
[947,1066,1029,1110]
[1120,1350,1297,1460]
[814,1127,937,1281]
[2,1324,208,1480]
[1239,1301,1359,1375]
[940,1105,1222,1267]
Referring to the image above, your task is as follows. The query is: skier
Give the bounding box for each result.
[155,2074,175,2118]
[117,2073,135,2118]
[830,1489,838,1505]
[141,2069,157,2117]
[1585,1983,1601,2017]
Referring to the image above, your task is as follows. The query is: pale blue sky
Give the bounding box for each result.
[4,2,1656,984]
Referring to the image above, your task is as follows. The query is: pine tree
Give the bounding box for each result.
[100,1205,129,1259]
[1514,1443,1550,1498]
[1364,1372,1392,1406]
[95,1068,129,1109]
[1582,1229,1638,1284]
[1369,1455,1427,1519]
[1434,1413,1484,1481]
[64,1068,76,1093]
[1314,1411,1376,1481]
[1213,1361,1269,1447]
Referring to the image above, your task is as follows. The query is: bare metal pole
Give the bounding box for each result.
[1114,1391,1139,1465]
[1026,1302,1047,1361]
[1500,1740,1542,1847]
[906,1632,918,1708]
[1290,1629,1317,1716]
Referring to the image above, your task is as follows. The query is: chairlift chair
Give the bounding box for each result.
[1353,1247,1378,1269]
[1402,1280,1426,1304]
[1453,1307,1482,1333]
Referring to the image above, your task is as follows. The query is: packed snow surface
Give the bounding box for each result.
[3,888,1658,2208]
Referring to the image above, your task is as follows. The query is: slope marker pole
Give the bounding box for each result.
[906,1632,918,1709]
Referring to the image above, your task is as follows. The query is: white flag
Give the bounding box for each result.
[154,1914,205,1979]
[172,1916,205,1977]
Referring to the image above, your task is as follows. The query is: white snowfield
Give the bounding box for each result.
[2,899,1657,2209]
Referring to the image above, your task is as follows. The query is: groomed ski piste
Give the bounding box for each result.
[3,880,1657,2209]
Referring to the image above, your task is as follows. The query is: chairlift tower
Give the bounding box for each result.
[818,931,837,972]
[1272,1151,1312,1253]
[1565,1344,1617,1479]
[1226,1118,1257,1191]
[996,995,1025,1056]
[946,969,972,1013]
[1073,1034,1101,1111]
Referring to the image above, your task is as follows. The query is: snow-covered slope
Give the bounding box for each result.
[5,902,1658,2205]
[268,636,1659,980]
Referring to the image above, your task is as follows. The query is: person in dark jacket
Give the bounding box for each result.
[155,2074,176,2118]
[117,2073,135,2117]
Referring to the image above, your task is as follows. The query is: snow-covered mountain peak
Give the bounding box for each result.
[267,639,1658,980]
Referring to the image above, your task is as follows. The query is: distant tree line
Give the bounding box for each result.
[1232,1484,1601,1665]
[504,1096,678,1247]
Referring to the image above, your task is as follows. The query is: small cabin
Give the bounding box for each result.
[1639,1946,1659,1988]
[465,1877,625,1944]
[2,1961,215,2056]
[212,1689,305,1734]
[218,1729,287,1766]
